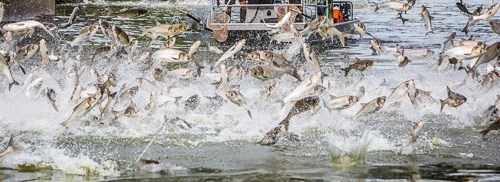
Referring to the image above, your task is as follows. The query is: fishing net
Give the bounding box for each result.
[207,12,230,42]
[274,5,288,20]
[274,5,296,31]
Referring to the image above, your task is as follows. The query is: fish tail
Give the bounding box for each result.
[365,32,375,39]
[439,99,446,113]
[60,121,69,128]
[374,3,380,12]
[174,96,183,105]
[458,64,468,72]
[402,18,409,25]
[43,28,56,38]
[322,98,333,113]
[292,68,302,82]
[195,65,203,77]
[425,30,434,36]
[354,112,361,121]
[52,102,59,112]
[479,129,490,137]
[340,67,350,77]
[107,7,114,16]
[461,23,469,36]
[258,129,278,146]
[338,34,346,47]
[278,100,285,108]
[469,67,478,78]
[8,80,19,91]
[321,72,329,81]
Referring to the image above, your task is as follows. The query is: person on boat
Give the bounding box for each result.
[328,3,344,23]
[317,0,326,16]
[224,0,247,21]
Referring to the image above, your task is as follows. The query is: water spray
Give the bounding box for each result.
[130,118,168,168]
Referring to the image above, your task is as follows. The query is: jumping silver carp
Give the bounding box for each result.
[3,20,55,38]
[250,65,301,82]
[226,90,252,119]
[212,39,246,70]
[420,5,434,35]
[68,24,99,47]
[341,58,374,77]
[110,7,149,18]
[259,96,320,146]
[439,86,467,113]
[355,96,386,119]
[324,86,365,112]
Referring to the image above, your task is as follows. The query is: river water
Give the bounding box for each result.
[0,0,499,181]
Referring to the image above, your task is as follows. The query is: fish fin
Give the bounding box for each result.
[319,72,328,81]
[60,121,69,128]
[439,99,446,113]
[341,32,351,38]
[374,3,380,12]
[19,64,26,75]
[479,129,489,137]
[247,110,252,119]
[139,27,148,36]
[13,146,24,152]
[446,86,452,97]
[155,21,161,26]
[329,95,337,99]
[7,135,14,148]
[340,67,350,77]
[358,86,366,97]
[278,118,290,132]
[402,18,408,25]
[8,80,19,91]
[360,103,366,107]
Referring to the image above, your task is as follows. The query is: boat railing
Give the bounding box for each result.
[210,1,353,21]
[208,0,354,31]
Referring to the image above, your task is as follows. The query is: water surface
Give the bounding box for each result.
[0,0,499,181]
